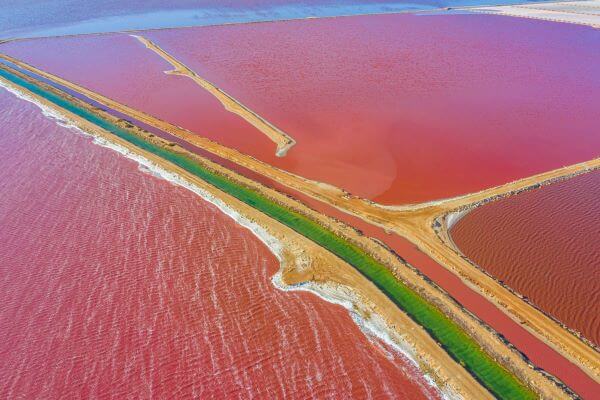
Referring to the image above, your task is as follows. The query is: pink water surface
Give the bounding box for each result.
[3,13,599,204]
[0,89,440,398]
[2,13,599,397]
[451,171,600,346]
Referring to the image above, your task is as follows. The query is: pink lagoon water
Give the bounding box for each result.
[3,14,600,204]
[0,88,440,398]
[144,14,600,204]
[2,12,599,398]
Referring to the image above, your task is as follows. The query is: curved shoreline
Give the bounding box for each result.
[0,78,450,399]
[0,71,480,399]
[0,64,552,399]
[429,166,600,364]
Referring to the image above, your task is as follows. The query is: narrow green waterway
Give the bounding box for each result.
[0,66,537,400]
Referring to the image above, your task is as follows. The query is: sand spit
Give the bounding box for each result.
[0,72,495,400]
[3,54,594,396]
[468,0,600,28]
[270,274,460,400]
[433,165,600,343]
[447,171,600,347]
[131,34,296,157]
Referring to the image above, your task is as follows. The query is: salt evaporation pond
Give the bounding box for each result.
[451,171,600,346]
[3,13,599,204]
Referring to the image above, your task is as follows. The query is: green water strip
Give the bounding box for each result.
[0,66,537,400]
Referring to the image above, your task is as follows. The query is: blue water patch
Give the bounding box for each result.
[0,0,552,40]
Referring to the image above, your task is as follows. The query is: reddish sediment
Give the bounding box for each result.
[3,13,600,204]
[0,89,440,398]
[451,171,600,346]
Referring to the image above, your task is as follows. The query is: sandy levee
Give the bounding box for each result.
[2,61,580,398]
[131,34,296,157]
[1,63,577,398]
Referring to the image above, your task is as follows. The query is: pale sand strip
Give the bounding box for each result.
[470,0,600,28]
[0,56,585,397]
[0,71,495,400]
[131,34,296,157]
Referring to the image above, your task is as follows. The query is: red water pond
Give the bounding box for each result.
[0,88,441,398]
[3,13,599,204]
[259,174,600,399]
[451,171,600,346]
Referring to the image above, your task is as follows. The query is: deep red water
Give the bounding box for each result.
[451,172,600,346]
[0,89,441,398]
[3,13,599,204]
[258,174,600,399]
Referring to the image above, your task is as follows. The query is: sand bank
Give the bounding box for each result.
[448,171,600,346]
[131,34,295,157]
[403,162,600,373]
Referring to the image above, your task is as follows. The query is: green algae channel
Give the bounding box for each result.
[0,65,538,400]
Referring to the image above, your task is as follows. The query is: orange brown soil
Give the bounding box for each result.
[0,58,583,398]
[131,34,296,157]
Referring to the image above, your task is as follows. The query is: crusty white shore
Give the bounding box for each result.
[469,0,600,28]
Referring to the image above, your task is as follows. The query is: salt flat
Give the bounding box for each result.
[471,0,600,28]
